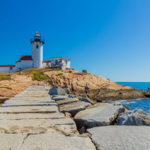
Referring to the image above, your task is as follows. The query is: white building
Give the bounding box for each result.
[0,32,71,73]
[51,57,71,70]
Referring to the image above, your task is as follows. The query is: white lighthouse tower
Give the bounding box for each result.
[31,32,45,68]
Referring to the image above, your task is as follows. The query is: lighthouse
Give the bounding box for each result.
[0,32,71,73]
[31,32,45,68]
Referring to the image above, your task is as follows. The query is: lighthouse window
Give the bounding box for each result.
[36,45,38,48]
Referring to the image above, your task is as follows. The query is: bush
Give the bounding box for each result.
[31,72,49,81]
[0,76,11,81]
[55,68,60,71]
[82,70,87,73]
[57,73,63,76]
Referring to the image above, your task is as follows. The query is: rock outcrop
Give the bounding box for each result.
[45,69,146,101]
[0,69,146,101]
[0,75,46,99]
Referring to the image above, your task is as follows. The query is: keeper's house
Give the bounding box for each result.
[0,32,71,73]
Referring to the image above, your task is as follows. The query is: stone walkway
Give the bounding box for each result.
[0,86,96,150]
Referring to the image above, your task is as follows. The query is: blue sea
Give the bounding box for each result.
[113,82,150,114]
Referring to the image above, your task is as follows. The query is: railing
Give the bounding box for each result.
[30,38,45,44]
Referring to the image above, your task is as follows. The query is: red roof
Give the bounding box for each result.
[43,60,51,63]
[15,60,21,64]
[34,32,41,37]
[0,65,15,67]
[20,55,33,61]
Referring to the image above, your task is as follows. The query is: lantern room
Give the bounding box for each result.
[30,32,45,44]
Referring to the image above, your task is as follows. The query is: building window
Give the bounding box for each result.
[10,67,13,70]
[36,45,38,48]
[55,60,58,64]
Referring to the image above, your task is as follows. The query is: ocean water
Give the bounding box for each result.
[113,82,150,114]
[117,82,150,91]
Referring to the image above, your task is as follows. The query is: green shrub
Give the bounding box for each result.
[55,68,60,71]
[57,73,63,76]
[31,72,49,81]
[0,76,11,81]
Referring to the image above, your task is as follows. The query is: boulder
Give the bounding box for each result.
[88,126,150,150]
[79,126,85,134]
[44,85,52,91]
[84,132,92,138]
[63,88,71,94]
[65,112,72,118]
[74,106,125,128]
[80,97,95,104]
[68,95,75,98]
[137,109,150,124]
[147,87,150,92]
[59,101,91,117]
[114,101,122,105]
[118,109,150,125]
[82,70,87,73]
[0,97,8,103]
[123,105,129,110]
[52,95,69,101]
[49,86,66,95]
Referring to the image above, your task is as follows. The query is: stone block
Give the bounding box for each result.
[0,113,65,120]
[56,98,79,105]
[0,106,59,114]
[59,101,91,116]
[88,126,150,150]
[74,106,124,128]
[21,133,96,150]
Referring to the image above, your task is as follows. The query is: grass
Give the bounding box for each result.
[55,68,60,71]
[57,73,63,76]
[0,76,11,81]
[31,71,49,81]
[0,67,61,81]
[0,83,2,85]
[16,68,54,76]
[0,68,53,76]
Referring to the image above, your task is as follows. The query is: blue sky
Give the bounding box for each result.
[0,0,150,82]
